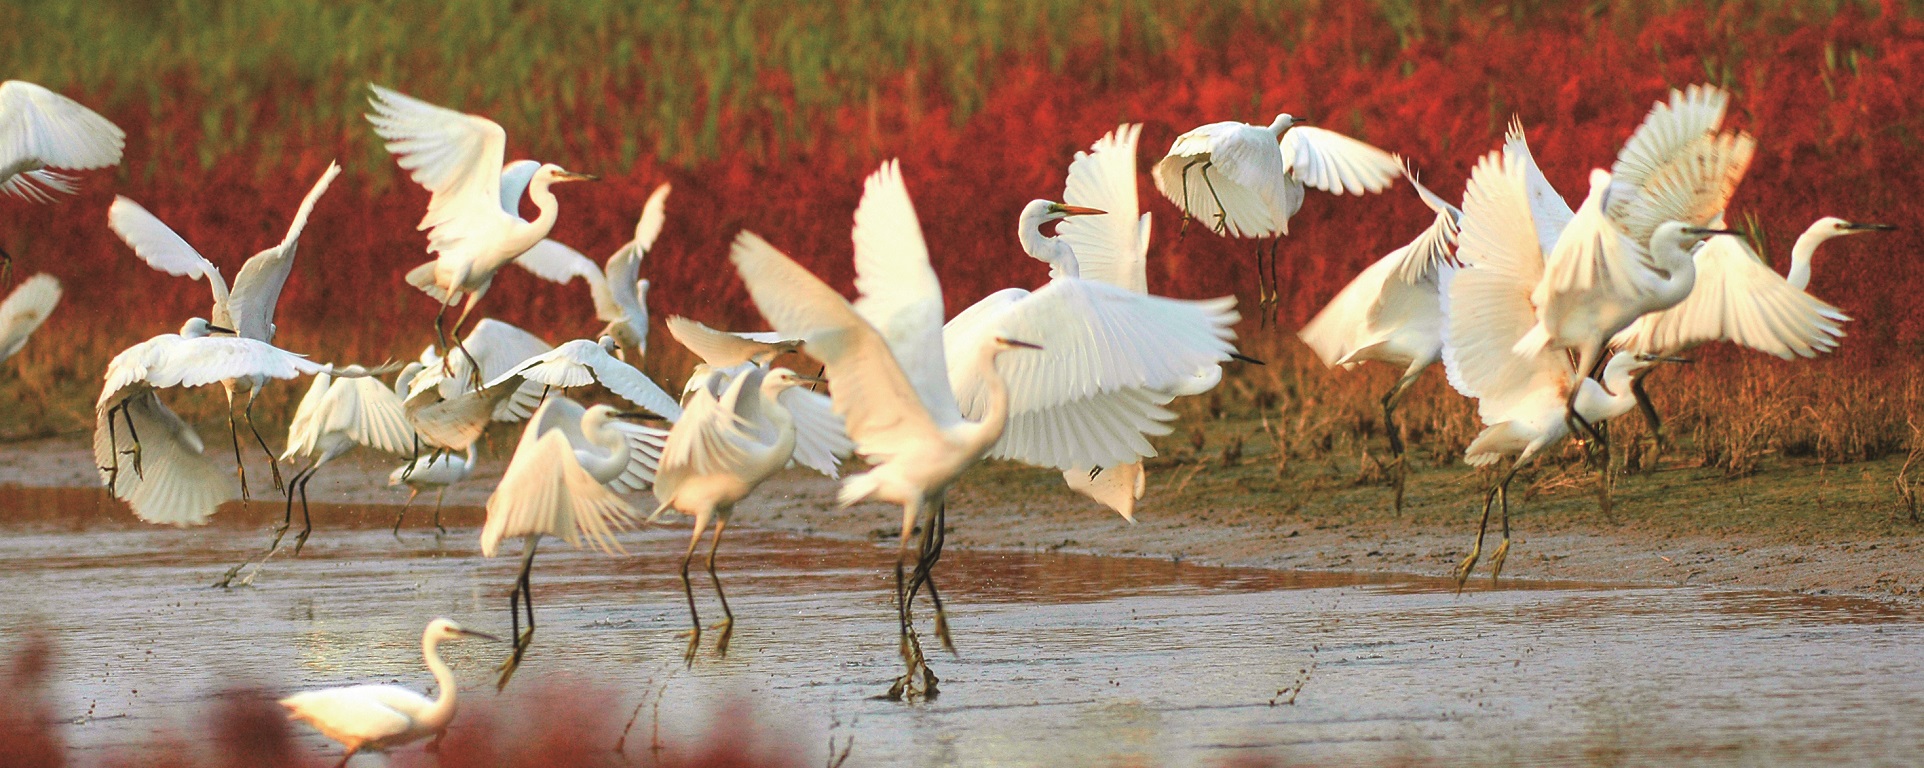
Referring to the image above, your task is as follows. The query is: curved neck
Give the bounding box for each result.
[957,343,1013,455]
[460,445,479,472]
[501,177,562,263]
[579,419,631,481]
[418,635,459,730]
[759,386,799,457]
[1018,209,1077,277]
[1788,223,1836,291]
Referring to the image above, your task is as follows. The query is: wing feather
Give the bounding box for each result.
[226,162,342,342]
[1280,126,1400,196]
[0,273,61,362]
[1057,123,1148,293]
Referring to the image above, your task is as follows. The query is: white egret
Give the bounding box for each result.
[365,84,597,369]
[266,366,415,555]
[729,161,1041,699]
[0,273,61,363]
[1298,162,1459,508]
[1444,150,1688,586]
[495,336,684,422]
[663,315,802,371]
[651,365,843,663]
[93,319,348,527]
[106,161,343,497]
[1152,113,1399,318]
[483,397,666,688]
[0,81,124,279]
[1611,216,1892,441]
[280,618,498,766]
[513,183,671,362]
[402,318,553,451]
[389,445,477,536]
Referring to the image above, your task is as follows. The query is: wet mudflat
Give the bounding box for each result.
[6,486,1924,766]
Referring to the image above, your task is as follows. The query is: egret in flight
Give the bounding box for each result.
[280,618,498,766]
[106,161,343,498]
[0,274,61,364]
[1611,215,1892,445]
[1153,113,1399,319]
[402,319,553,452]
[484,397,665,689]
[1444,150,1687,586]
[664,316,803,371]
[494,336,684,422]
[729,161,1041,700]
[0,80,125,279]
[1299,162,1459,509]
[365,85,596,374]
[652,364,845,663]
[513,183,671,363]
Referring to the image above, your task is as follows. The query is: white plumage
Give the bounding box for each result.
[664,315,801,370]
[1153,115,1399,238]
[495,336,684,422]
[0,80,125,203]
[513,183,670,361]
[264,366,417,555]
[0,273,61,363]
[281,618,496,765]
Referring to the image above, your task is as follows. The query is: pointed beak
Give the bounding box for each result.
[1050,204,1107,217]
[206,324,236,334]
[555,170,599,183]
[613,410,661,420]
[1683,228,1743,237]
[1229,352,1266,365]
[1636,354,1694,364]
[1843,222,1898,232]
[1292,116,1312,125]
[996,337,1044,351]
[458,629,503,642]
[793,374,827,385]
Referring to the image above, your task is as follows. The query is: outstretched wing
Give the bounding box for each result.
[107,197,230,310]
[94,391,235,527]
[1606,131,1755,250]
[0,80,125,200]
[665,315,796,368]
[849,160,961,425]
[482,415,635,558]
[1279,126,1400,196]
[1151,121,1283,237]
[514,238,602,285]
[1057,123,1150,293]
[364,84,509,250]
[1613,233,1848,358]
[501,340,683,422]
[778,386,851,478]
[653,372,757,505]
[1392,162,1462,285]
[0,273,61,362]
[1503,117,1574,256]
[227,162,342,342]
[1610,85,1728,196]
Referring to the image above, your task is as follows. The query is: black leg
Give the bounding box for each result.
[226,396,249,502]
[706,520,734,657]
[291,470,316,555]
[244,391,285,493]
[393,488,420,538]
[678,522,703,666]
[122,405,143,478]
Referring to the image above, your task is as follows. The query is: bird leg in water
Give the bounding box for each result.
[677,520,705,667]
[1629,367,1666,470]
[392,488,420,538]
[1488,466,1519,583]
[497,539,539,691]
[706,520,735,657]
[243,390,285,493]
[907,497,954,658]
[1453,471,1504,590]
[432,489,448,536]
[290,469,317,556]
[213,459,318,588]
[886,501,933,701]
[225,393,250,502]
[1381,369,1423,513]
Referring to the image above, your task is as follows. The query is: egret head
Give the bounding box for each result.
[180,317,234,338]
[597,335,621,354]
[1267,114,1308,134]
[424,618,500,643]
[763,367,825,392]
[636,278,651,299]
[1651,221,1741,254]
[538,163,598,186]
[1811,216,1897,238]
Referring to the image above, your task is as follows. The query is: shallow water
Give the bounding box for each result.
[5,485,1924,766]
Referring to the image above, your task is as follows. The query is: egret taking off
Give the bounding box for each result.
[1153,113,1399,319]
[280,618,498,767]
[365,84,596,373]
[0,273,61,364]
[729,161,1041,700]
[106,161,343,498]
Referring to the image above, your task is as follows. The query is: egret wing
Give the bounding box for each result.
[107,197,230,310]
[1064,461,1146,522]
[281,688,416,745]
[1606,130,1755,251]
[1056,123,1149,293]
[653,372,757,504]
[1279,125,1400,196]
[482,415,635,557]
[666,316,796,368]
[226,162,342,342]
[991,387,1177,470]
[849,160,962,425]
[778,386,851,478]
[499,159,540,215]
[1610,85,1728,195]
[503,340,683,421]
[1613,234,1848,358]
[514,238,602,285]
[94,391,235,527]
[364,85,508,246]
[1151,122,1281,237]
[0,80,124,200]
[1502,117,1573,256]
[1392,163,1461,285]
[1446,151,1571,423]
[321,376,416,456]
[280,371,335,460]
[0,273,60,362]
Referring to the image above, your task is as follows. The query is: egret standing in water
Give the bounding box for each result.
[280,618,498,766]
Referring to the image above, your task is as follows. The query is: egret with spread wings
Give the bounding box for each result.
[513,183,671,363]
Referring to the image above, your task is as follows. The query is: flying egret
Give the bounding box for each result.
[1611,216,1892,443]
[494,336,684,422]
[664,316,802,370]
[0,273,60,363]
[365,84,597,373]
[213,365,416,588]
[280,618,498,766]
[402,318,553,451]
[1507,86,1754,446]
[484,397,665,689]
[0,80,125,279]
[389,445,477,536]
[1444,150,1688,587]
[1298,162,1460,508]
[513,183,671,363]
[94,319,351,527]
[651,365,844,663]
[1152,113,1399,319]
[729,160,1041,699]
[106,162,343,498]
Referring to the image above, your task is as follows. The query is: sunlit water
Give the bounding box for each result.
[5,486,1924,766]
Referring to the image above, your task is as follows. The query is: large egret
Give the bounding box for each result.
[249,366,413,567]
[728,161,1040,699]
[513,183,672,363]
[1298,163,1459,508]
[1444,150,1687,586]
[0,274,61,363]
[280,618,498,766]
[106,162,343,497]
[484,397,665,689]
[0,80,124,279]
[365,85,596,371]
[94,319,349,527]
[1611,215,1892,442]
[651,365,844,663]
[1152,114,1399,318]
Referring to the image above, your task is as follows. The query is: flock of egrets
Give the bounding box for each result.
[0,78,1894,761]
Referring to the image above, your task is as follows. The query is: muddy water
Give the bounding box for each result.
[6,486,1924,766]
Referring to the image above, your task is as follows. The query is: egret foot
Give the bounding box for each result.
[679,627,702,666]
[1453,541,1482,591]
[292,527,312,556]
[712,618,734,657]
[495,628,534,691]
[1488,538,1511,583]
[211,563,245,589]
[933,610,954,655]
[1390,456,1408,514]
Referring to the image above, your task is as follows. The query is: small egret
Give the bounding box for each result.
[1444,150,1688,586]
[495,336,684,422]
[664,316,803,370]
[106,162,343,498]
[1152,113,1399,318]
[94,319,347,527]
[513,183,671,363]
[389,445,477,536]
[729,161,1041,699]
[1612,216,1892,442]
[280,618,498,766]
[651,365,844,663]
[484,397,665,689]
[1298,162,1459,508]
[365,85,596,370]
[403,319,553,450]
[0,273,61,363]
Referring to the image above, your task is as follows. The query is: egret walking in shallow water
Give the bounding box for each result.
[0,274,60,364]
[280,618,497,767]
[107,162,343,498]
[365,84,597,373]
[390,445,477,536]
[1153,113,1399,319]
[0,80,125,279]
[729,160,1041,699]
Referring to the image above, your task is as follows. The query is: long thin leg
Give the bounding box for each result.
[1198,162,1230,235]
[1268,237,1282,323]
[497,538,539,691]
[911,497,953,656]
[678,518,705,666]
[1630,367,1665,470]
[213,460,314,588]
[291,470,316,556]
[225,390,249,502]
[1250,240,1267,328]
[122,404,143,478]
[392,488,420,537]
[1382,368,1423,513]
[706,520,734,657]
[1489,468,1518,582]
[102,403,123,489]
[1454,475,1502,590]
[886,499,927,701]
[244,389,285,493]
[449,291,487,390]
[431,489,447,536]
[1177,159,1206,240]
[433,297,455,376]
